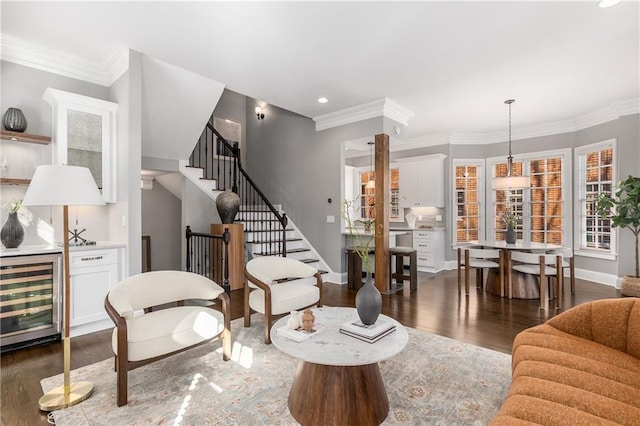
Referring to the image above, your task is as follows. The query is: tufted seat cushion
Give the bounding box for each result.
[248,282,320,316]
[491,298,640,425]
[111,306,225,362]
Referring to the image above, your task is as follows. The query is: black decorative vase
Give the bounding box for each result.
[356,272,382,325]
[2,108,27,132]
[1,212,25,249]
[216,190,240,224]
[505,226,516,244]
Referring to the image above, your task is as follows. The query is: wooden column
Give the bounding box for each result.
[374,133,390,293]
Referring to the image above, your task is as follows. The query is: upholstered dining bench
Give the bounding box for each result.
[105,270,231,406]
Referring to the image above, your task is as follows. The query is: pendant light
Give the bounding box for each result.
[365,141,375,189]
[492,99,530,190]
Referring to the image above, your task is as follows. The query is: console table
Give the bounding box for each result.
[271,307,408,426]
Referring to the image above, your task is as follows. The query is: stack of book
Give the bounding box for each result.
[339,319,396,343]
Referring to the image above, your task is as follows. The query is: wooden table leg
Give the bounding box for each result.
[288,361,389,426]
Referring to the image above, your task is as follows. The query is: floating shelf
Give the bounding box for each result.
[0,178,31,185]
[0,130,51,145]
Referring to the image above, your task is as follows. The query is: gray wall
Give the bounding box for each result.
[142,183,181,271]
[244,98,383,273]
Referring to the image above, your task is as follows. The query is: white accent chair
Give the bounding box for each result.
[244,256,323,344]
[105,271,231,407]
[508,251,563,310]
[457,247,504,296]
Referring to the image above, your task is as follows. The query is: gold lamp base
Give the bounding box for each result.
[39,381,93,411]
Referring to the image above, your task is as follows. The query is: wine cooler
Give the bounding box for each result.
[1,253,63,353]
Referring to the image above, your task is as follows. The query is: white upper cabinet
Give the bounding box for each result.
[398,153,447,208]
[43,88,118,203]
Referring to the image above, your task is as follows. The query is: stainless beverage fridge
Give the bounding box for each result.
[1,252,63,353]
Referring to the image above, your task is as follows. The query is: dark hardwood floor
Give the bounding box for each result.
[1,269,620,425]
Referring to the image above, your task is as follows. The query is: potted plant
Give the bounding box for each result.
[500,208,519,244]
[341,197,381,324]
[596,175,640,297]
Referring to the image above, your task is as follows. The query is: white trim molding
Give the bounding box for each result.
[313,97,414,131]
[0,33,128,87]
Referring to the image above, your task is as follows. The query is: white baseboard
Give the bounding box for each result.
[70,319,113,338]
[573,268,619,288]
[325,272,346,285]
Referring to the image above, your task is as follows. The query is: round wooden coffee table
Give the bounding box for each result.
[271,307,408,426]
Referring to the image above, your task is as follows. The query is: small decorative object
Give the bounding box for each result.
[2,107,27,132]
[500,208,518,244]
[1,199,25,249]
[216,190,241,224]
[287,311,301,330]
[301,309,315,331]
[596,175,640,297]
[341,197,382,325]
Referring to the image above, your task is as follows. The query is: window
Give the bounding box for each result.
[575,140,616,258]
[453,160,484,243]
[494,161,525,241]
[358,168,402,221]
[488,149,571,245]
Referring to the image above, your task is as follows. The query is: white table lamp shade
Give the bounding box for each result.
[23,165,105,206]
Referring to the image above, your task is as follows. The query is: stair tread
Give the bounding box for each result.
[254,248,310,256]
[244,228,294,233]
[247,238,302,244]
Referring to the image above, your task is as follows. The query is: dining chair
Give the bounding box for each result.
[457,247,504,296]
[550,247,575,295]
[508,251,564,310]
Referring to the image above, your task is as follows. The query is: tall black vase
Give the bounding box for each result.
[505,226,516,244]
[1,212,25,249]
[216,190,240,224]
[356,272,382,325]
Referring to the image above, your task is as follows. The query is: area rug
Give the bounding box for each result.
[42,317,511,425]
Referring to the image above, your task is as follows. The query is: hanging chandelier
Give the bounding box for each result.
[365,141,375,189]
[492,99,530,190]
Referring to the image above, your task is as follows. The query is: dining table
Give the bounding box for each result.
[469,240,562,299]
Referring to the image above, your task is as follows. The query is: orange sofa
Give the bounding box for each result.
[491,298,640,425]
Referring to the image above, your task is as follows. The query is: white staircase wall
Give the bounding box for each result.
[155,172,184,200]
[141,54,225,161]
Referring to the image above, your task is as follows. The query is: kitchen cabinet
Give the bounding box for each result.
[398,154,447,208]
[68,246,123,337]
[413,229,444,272]
[43,88,118,203]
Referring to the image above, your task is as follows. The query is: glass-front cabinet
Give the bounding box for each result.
[43,88,118,203]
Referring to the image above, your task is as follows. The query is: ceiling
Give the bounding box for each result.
[1,1,639,142]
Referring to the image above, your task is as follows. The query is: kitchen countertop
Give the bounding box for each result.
[0,241,126,257]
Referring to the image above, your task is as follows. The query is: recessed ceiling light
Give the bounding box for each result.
[318,97,328,104]
[599,0,622,7]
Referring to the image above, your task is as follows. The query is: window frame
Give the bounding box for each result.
[486,148,572,245]
[350,164,404,223]
[574,139,617,260]
[451,159,485,245]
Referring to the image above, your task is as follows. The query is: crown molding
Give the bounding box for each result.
[313,97,414,131]
[400,98,640,147]
[0,33,128,87]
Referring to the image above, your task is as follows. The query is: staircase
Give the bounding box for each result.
[180,121,330,278]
